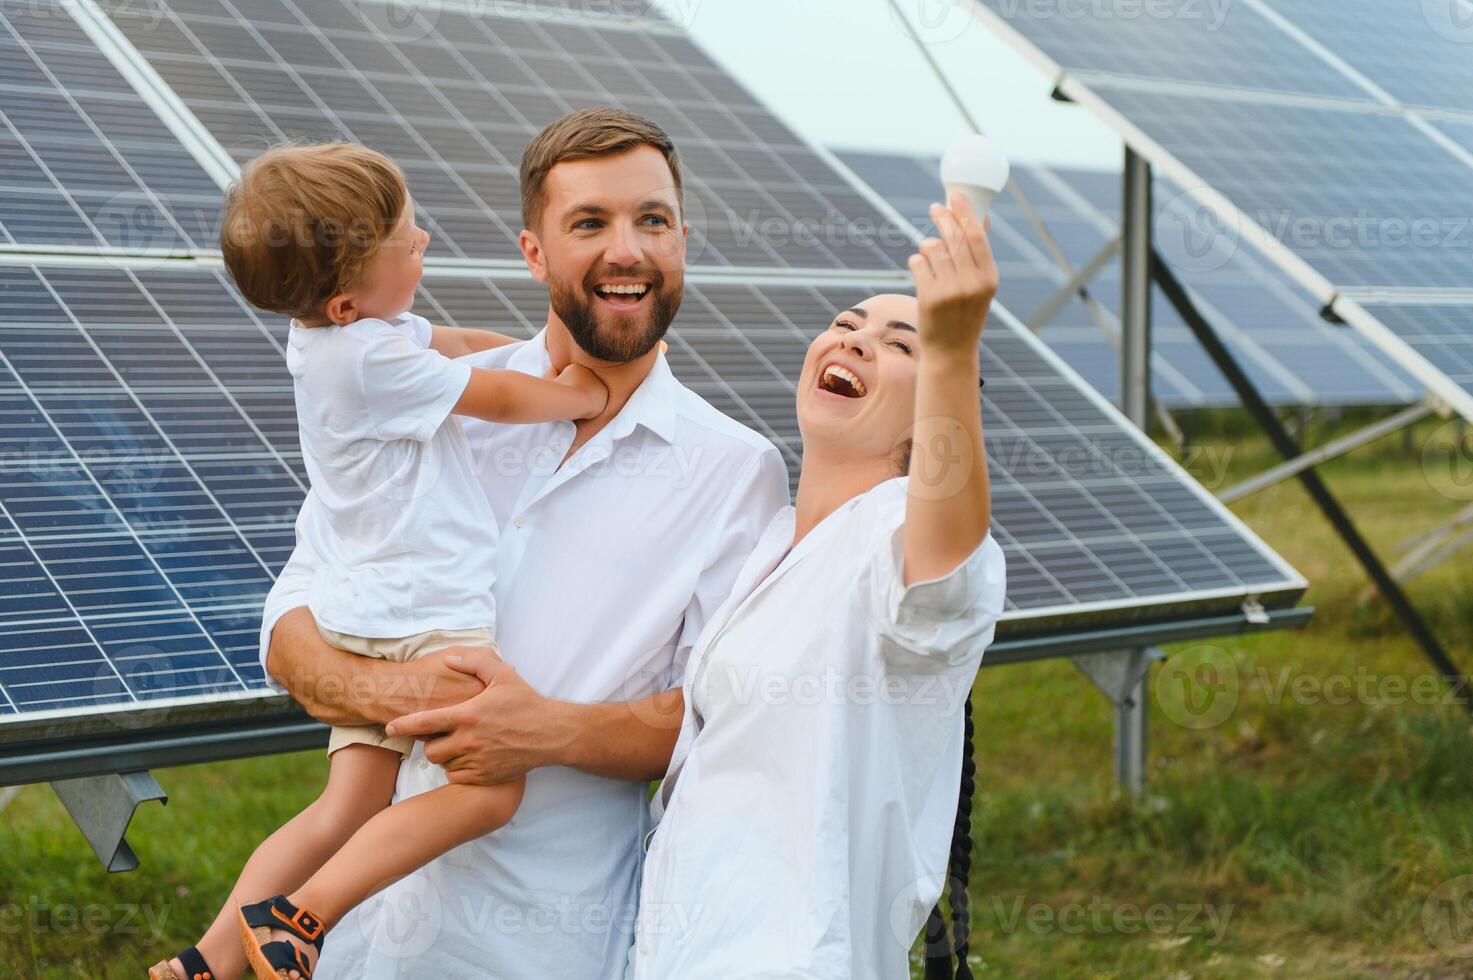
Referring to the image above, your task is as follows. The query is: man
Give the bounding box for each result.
[259,107,789,977]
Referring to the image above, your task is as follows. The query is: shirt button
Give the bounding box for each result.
[515,517,526,529]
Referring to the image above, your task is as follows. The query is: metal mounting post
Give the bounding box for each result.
[1071,648,1159,795]
[49,771,167,873]
[1110,147,1155,791]
[1151,248,1468,703]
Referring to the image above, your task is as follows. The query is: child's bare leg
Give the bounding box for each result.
[175,745,401,980]
[251,777,525,967]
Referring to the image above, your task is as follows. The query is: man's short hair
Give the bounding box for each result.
[220,142,408,319]
[519,106,683,232]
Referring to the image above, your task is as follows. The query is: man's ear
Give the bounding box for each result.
[323,292,357,325]
[518,228,548,284]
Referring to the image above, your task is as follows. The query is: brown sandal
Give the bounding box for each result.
[148,947,215,980]
[238,894,326,979]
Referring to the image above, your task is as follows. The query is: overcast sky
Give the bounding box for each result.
[651,0,1122,170]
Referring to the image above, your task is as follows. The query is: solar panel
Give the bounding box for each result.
[0,5,220,252]
[0,260,1305,732]
[105,0,914,270]
[838,149,1420,409]
[1351,301,1473,394]
[0,0,1312,758]
[969,0,1473,417]
[1256,0,1473,114]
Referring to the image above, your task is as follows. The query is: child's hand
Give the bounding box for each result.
[556,363,609,419]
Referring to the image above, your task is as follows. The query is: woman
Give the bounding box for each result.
[629,193,1006,978]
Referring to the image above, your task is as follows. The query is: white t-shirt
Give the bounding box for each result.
[632,477,1007,980]
[287,311,495,638]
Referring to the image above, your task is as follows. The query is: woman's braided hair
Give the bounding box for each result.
[923,696,975,979]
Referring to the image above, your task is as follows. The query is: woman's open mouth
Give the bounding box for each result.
[817,364,867,398]
[593,282,651,310]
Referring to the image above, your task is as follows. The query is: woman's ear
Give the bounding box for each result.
[323,292,357,325]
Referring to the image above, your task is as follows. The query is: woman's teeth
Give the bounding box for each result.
[820,365,866,398]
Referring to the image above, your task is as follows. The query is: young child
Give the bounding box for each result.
[149,142,608,980]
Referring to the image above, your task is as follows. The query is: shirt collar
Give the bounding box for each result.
[509,328,680,445]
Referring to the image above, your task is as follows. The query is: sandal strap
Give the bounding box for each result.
[177,947,215,980]
[240,894,326,950]
[259,940,316,979]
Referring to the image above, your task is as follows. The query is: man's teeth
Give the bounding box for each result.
[598,284,648,295]
[821,365,866,397]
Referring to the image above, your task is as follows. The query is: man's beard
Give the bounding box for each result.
[549,264,682,363]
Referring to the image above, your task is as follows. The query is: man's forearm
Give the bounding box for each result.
[546,688,685,782]
[267,607,478,727]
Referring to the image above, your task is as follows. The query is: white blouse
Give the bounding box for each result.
[631,477,1007,979]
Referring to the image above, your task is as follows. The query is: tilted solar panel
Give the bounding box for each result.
[0,261,1305,732]
[0,5,220,252]
[838,149,1419,409]
[968,0,1473,418]
[106,0,914,270]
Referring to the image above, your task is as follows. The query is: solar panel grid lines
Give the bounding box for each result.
[969,0,1473,420]
[838,148,1421,409]
[103,0,919,271]
[0,3,223,254]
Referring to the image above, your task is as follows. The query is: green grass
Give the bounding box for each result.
[5,412,1473,978]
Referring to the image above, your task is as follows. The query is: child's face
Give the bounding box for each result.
[343,197,429,322]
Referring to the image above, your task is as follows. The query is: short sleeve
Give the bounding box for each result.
[356,318,471,442]
[867,489,1007,672]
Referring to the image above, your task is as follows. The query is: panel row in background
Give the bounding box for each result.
[973,0,1473,291]
[838,149,1422,410]
[0,4,221,252]
[0,261,1303,722]
[1,0,916,271]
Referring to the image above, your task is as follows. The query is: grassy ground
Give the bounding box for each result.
[3,412,1472,978]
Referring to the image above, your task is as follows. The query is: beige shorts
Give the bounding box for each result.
[321,625,498,759]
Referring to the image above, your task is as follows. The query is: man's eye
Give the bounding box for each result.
[643,214,669,226]
[574,219,601,230]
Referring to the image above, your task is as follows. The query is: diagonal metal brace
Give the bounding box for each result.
[50,771,167,873]
[1151,248,1468,705]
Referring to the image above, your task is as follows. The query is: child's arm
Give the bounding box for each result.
[430,324,524,358]
[452,363,608,424]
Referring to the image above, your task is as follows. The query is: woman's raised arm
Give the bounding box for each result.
[903,192,997,586]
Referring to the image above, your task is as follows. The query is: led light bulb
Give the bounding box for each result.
[939,134,1010,218]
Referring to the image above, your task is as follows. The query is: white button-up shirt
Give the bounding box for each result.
[259,331,789,978]
[632,477,1006,980]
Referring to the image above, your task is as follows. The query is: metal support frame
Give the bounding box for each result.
[1151,248,1468,702]
[1392,499,1473,587]
[1070,648,1160,794]
[1095,148,1157,795]
[1027,233,1122,332]
[1219,403,1435,503]
[49,772,167,873]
